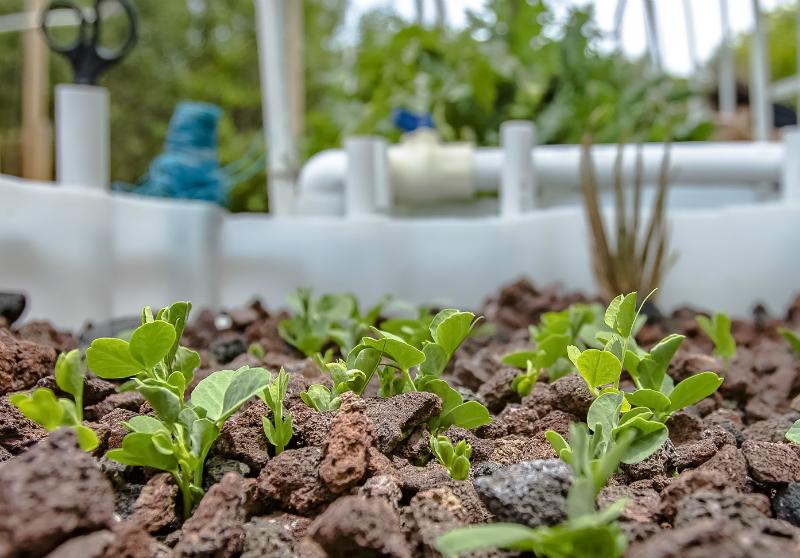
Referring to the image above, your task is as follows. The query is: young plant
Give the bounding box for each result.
[502,303,599,383]
[436,423,633,558]
[300,344,383,411]
[86,301,199,399]
[9,349,98,451]
[696,312,736,364]
[107,365,269,517]
[430,434,471,481]
[259,368,293,454]
[779,328,800,357]
[278,288,387,357]
[511,360,540,397]
[786,419,800,444]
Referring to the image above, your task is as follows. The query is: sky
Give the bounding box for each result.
[348,0,797,76]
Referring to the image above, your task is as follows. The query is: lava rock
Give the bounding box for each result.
[549,373,594,419]
[0,328,56,395]
[674,490,771,529]
[698,444,748,491]
[358,474,402,510]
[14,320,76,353]
[364,392,442,453]
[95,407,137,451]
[102,521,170,558]
[476,366,521,413]
[490,433,557,465]
[473,459,572,528]
[0,397,46,453]
[622,440,675,482]
[257,446,331,515]
[288,401,336,447]
[660,469,730,519]
[209,333,247,365]
[403,487,472,557]
[742,440,800,484]
[130,473,179,535]
[241,517,296,558]
[0,292,25,325]
[319,394,374,494]
[307,495,412,558]
[204,455,251,488]
[598,484,661,523]
[214,399,271,469]
[441,425,494,463]
[0,429,115,556]
[173,472,258,557]
[774,483,800,526]
[44,530,116,558]
[742,413,799,443]
[84,391,145,421]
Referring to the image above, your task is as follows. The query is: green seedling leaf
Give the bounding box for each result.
[422,378,463,415]
[636,334,684,391]
[431,310,475,357]
[9,388,64,430]
[129,321,176,369]
[159,301,191,365]
[301,384,338,411]
[667,371,723,413]
[625,389,671,412]
[696,313,736,360]
[86,338,142,379]
[191,366,270,423]
[614,292,638,338]
[786,419,800,444]
[125,415,170,435]
[604,294,624,329]
[613,416,668,464]
[573,348,622,393]
[442,401,491,430]
[55,349,83,404]
[567,345,582,367]
[362,335,425,371]
[501,351,539,369]
[419,342,448,378]
[587,391,623,436]
[545,430,572,463]
[620,407,653,424]
[174,347,200,380]
[138,384,182,424]
[436,524,537,556]
[779,328,800,357]
[189,417,219,459]
[74,425,99,451]
[106,431,179,472]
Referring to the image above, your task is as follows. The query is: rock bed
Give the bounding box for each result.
[2,279,800,557]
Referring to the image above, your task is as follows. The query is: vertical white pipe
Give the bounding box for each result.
[255,0,297,215]
[796,6,800,115]
[750,0,773,141]
[345,136,378,218]
[718,0,736,115]
[55,84,108,190]
[683,0,699,75]
[500,121,535,218]
[613,0,627,51]
[782,126,800,202]
[643,0,662,72]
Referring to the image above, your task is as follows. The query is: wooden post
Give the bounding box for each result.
[21,0,52,181]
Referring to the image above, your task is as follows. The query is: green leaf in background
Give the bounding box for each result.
[572,348,622,393]
[786,419,800,444]
[625,389,671,413]
[74,424,100,451]
[443,401,491,430]
[696,313,736,360]
[86,338,142,379]
[419,342,448,378]
[54,349,84,405]
[436,523,537,556]
[125,415,170,435]
[501,350,539,369]
[430,309,475,357]
[138,384,182,424]
[613,416,668,464]
[667,371,723,413]
[106,431,179,472]
[779,328,800,357]
[587,391,623,436]
[190,366,269,422]
[129,321,177,369]
[613,292,638,338]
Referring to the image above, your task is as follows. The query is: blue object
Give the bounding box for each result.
[391,108,435,133]
[113,101,265,206]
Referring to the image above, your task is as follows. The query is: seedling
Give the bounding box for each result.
[259,368,293,454]
[436,423,632,558]
[86,301,199,399]
[786,419,800,444]
[502,303,598,383]
[430,434,471,481]
[696,312,736,364]
[300,345,383,411]
[778,328,800,357]
[511,360,540,397]
[107,365,269,517]
[9,349,98,451]
[278,288,387,357]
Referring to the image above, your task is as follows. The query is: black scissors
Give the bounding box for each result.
[41,0,138,85]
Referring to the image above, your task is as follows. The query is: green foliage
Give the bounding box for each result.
[511,360,540,397]
[9,350,98,451]
[278,288,387,357]
[696,313,737,362]
[786,419,800,445]
[779,328,800,357]
[502,303,599,383]
[87,302,200,399]
[302,308,491,433]
[436,423,631,558]
[259,369,293,454]
[107,365,269,517]
[430,434,471,481]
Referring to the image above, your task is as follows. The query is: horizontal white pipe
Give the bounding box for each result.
[299,142,785,210]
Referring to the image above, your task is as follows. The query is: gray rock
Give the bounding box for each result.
[241,517,295,558]
[473,459,572,528]
[774,483,800,526]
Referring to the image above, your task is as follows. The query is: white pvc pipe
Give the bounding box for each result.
[781,127,800,202]
[255,0,296,215]
[55,84,108,190]
[345,136,385,218]
[750,0,773,141]
[643,0,662,72]
[718,0,736,115]
[500,121,534,217]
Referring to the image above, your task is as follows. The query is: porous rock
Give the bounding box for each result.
[364,392,442,453]
[473,459,572,527]
[307,495,412,558]
[319,394,374,494]
[0,396,46,453]
[257,446,331,514]
[0,429,115,556]
[742,440,800,484]
[214,399,271,470]
[130,473,179,535]
[0,328,56,394]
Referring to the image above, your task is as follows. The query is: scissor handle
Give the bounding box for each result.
[92,0,138,62]
[40,0,87,56]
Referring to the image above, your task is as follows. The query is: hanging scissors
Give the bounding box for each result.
[41,0,138,85]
